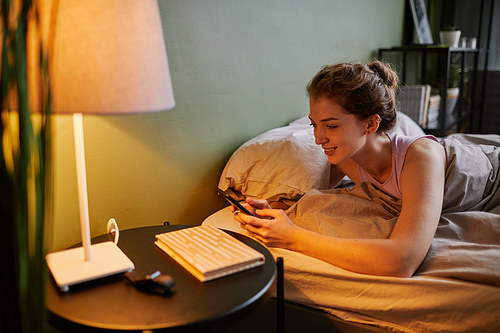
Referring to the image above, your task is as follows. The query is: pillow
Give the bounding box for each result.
[218,124,330,202]
[288,116,310,126]
[391,111,426,136]
[219,112,424,202]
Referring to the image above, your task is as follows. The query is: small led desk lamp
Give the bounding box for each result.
[44,0,175,291]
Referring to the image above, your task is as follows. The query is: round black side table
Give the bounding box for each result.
[47,225,276,332]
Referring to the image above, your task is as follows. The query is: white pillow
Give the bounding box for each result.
[391,111,426,136]
[218,124,330,202]
[219,112,424,202]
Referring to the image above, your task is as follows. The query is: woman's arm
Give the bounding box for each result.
[383,138,446,275]
[236,138,446,277]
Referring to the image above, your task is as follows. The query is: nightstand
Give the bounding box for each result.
[47,225,277,332]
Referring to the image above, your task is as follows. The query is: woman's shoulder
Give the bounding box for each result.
[404,135,446,172]
[387,132,438,158]
[394,132,445,184]
[408,137,444,158]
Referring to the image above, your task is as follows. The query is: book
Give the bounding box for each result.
[421,85,432,126]
[398,85,431,126]
[155,225,265,282]
[425,94,441,128]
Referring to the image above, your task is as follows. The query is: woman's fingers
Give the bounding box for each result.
[246,197,272,210]
[255,208,284,219]
[238,212,265,227]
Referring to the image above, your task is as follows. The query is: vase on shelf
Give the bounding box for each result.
[439,30,461,48]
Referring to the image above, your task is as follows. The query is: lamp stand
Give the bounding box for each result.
[46,114,134,292]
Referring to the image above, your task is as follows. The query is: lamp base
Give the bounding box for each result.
[46,242,135,292]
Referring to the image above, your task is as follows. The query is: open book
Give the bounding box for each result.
[155,225,265,282]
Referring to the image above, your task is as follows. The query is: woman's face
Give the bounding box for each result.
[309,98,368,165]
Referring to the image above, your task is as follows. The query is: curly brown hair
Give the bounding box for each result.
[306,60,398,133]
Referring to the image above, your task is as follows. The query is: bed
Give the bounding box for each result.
[202,113,500,333]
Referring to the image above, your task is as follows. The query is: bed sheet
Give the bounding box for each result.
[202,206,500,333]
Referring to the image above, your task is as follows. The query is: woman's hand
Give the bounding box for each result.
[232,199,301,249]
[230,197,271,216]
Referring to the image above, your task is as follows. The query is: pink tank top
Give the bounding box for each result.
[358,132,437,199]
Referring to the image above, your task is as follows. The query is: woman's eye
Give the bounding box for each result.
[326,125,337,129]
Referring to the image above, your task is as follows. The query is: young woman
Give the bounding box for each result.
[232,61,447,278]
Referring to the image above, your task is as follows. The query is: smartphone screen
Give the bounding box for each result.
[217,188,255,216]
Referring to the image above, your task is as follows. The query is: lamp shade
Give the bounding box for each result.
[48,0,175,114]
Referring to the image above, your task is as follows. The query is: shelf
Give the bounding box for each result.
[424,112,472,137]
[380,45,479,53]
[388,0,495,134]
[379,45,477,137]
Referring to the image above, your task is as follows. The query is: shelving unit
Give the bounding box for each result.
[378,45,478,137]
[379,0,495,137]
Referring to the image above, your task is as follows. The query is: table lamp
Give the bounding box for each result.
[44,0,175,292]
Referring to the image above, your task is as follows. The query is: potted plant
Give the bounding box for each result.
[424,66,461,119]
[439,25,462,48]
[1,1,51,332]
[425,67,460,95]
[445,66,461,115]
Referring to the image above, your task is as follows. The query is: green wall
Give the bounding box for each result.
[49,0,405,251]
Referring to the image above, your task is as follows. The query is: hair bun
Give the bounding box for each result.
[368,61,398,89]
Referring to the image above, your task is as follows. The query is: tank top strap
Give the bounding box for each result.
[358,132,437,199]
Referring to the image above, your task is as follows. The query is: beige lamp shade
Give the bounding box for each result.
[40,0,175,114]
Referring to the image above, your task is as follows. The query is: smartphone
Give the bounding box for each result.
[217,188,255,216]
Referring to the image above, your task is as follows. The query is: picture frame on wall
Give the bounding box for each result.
[409,0,433,44]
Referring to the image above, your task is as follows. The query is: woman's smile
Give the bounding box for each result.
[323,146,338,155]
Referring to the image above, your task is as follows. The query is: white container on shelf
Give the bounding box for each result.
[439,31,461,47]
